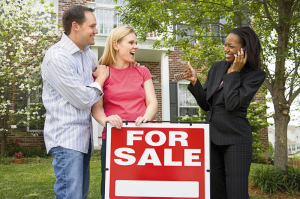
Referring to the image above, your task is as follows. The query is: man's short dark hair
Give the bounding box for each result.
[62,5,95,35]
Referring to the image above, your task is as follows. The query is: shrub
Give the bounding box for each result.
[291,153,300,160]
[21,147,49,158]
[251,165,300,195]
[0,139,23,157]
[251,132,265,163]
[251,165,284,194]
[252,156,269,165]
[268,142,275,165]
[282,166,300,195]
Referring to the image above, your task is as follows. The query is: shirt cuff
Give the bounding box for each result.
[87,82,104,97]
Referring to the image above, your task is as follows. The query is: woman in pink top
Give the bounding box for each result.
[92,26,158,199]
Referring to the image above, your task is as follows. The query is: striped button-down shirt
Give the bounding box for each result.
[41,33,103,153]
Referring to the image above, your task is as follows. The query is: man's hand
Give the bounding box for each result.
[93,65,109,89]
[131,62,140,67]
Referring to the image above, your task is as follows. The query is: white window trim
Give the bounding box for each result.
[26,89,44,132]
[88,1,158,39]
[177,79,199,117]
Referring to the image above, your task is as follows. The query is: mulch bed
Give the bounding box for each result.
[249,181,300,199]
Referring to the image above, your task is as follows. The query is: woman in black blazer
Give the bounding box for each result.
[183,27,266,199]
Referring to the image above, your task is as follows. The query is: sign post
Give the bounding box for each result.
[105,122,210,199]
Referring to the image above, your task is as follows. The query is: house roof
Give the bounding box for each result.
[288,125,297,132]
[288,138,296,144]
[268,125,298,134]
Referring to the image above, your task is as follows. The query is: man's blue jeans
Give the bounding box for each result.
[49,143,92,199]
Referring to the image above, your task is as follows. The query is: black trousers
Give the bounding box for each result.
[210,141,252,199]
[101,139,106,199]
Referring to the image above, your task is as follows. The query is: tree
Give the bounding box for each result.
[0,0,61,156]
[116,0,300,170]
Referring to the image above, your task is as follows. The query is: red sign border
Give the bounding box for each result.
[105,122,210,199]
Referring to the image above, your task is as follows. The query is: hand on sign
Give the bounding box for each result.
[106,114,123,129]
[135,116,149,126]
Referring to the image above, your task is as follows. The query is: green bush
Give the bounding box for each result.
[0,139,49,158]
[251,165,284,194]
[283,166,300,195]
[251,165,300,195]
[291,153,300,160]
[268,142,275,165]
[0,139,23,157]
[21,147,49,158]
[252,156,269,164]
[251,132,266,163]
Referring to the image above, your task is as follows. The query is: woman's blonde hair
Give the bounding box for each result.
[99,26,136,66]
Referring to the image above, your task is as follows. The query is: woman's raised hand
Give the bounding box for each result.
[183,61,197,86]
[229,48,247,73]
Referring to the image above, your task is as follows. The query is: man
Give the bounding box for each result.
[41,5,109,199]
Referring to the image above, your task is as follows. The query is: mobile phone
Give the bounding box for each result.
[236,48,246,56]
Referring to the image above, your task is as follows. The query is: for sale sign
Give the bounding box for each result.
[105,122,210,199]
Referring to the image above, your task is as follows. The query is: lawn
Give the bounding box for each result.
[0,153,266,199]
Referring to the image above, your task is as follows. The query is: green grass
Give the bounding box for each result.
[0,153,268,199]
[0,161,102,199]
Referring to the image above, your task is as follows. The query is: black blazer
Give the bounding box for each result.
[188,61,266,145]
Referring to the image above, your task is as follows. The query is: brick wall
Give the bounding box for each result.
[139,62,162,121]
[7,132,45,149]
[58,0,95,25]
[169,46,202,82]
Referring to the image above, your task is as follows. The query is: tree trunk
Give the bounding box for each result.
[1,131,5,156]
[273,96,290,170]
[271,0,293,171]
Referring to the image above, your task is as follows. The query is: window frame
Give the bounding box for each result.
[177,79,199,117]
[94,0,124,35]
[26,88,44,132]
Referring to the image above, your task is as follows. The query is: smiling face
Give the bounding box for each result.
[77,11,98,49]
[115,32,139,65]
[224,33,243,63]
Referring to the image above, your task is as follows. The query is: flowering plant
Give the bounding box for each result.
[13,152,24,159]
[0,0,61,156]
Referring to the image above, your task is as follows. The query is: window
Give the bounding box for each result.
[94,0,124,34]
[174,24,195,43]
[297,144,300,151]
[95,9,122,34]
[95,0,124,4]
[177,80,198,116]
[27,88,45,132]
[292,144,296,151]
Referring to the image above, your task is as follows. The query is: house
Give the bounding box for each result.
[268,125,300,155]
[7,0,269,150]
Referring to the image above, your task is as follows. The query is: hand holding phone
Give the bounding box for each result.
[230,47,247,73]
[236,47,246,57]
